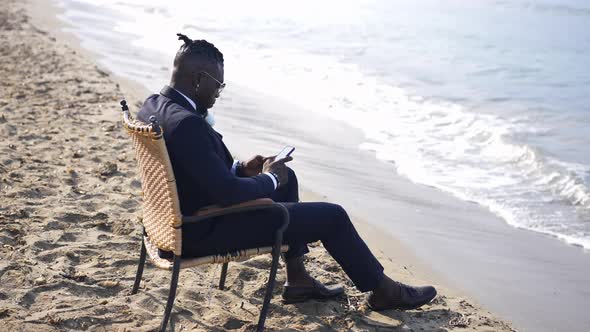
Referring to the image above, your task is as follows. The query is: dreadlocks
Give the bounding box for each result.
[174,33,224,67]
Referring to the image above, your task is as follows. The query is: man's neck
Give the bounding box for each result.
[168,83,196,109]
[169,83,193,101]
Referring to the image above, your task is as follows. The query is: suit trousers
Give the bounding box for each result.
[182,168,385,292]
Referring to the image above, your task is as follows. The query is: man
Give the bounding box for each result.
[137,33,436,310]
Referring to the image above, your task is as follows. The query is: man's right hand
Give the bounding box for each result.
[262,156,292,188]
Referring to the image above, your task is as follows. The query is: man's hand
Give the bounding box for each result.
[241,155,265,177]
[262,155,293,188]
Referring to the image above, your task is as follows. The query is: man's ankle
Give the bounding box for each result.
[371,275,401,299]
[285,256,315,287]
[285,274,315,287]
[285,256,312,285]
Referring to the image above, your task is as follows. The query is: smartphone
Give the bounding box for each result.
[276,146,295,160]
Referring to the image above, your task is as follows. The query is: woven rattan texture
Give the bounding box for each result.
[124,115,183,254]
[143,236,289,270]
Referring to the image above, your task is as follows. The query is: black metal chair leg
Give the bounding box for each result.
[256,204,288,332]
[256,237,282,332]
[160,255,181,332]
[219,262,229,290]
[131,237,147,295]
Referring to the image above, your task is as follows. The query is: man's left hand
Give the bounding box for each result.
[241,155,265,177]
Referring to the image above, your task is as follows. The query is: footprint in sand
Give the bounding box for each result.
[111,219,135,235]
[0,226,23,246]
[180,290,207,302]
[129,179,141,189]
[223,318,248,330]
[19,280,118,310]
[18,187,56,199]
[97,234,111,241]
[32,239,63,251]
[108,259,136,268]
[119,199,138,210]
[236,268,259,282]
[43,221,67,231]
[37,251,65,264]
[57,232,78,243]
[55,212,93,223]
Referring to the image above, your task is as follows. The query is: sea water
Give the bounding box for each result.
[57,0,590,249]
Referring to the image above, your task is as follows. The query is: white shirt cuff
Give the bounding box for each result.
[231,160,240,175]
[263,172,278,189]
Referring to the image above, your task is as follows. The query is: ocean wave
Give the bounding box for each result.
[495,0,590,17]
[217,45,590,249]
[62,0,590,249]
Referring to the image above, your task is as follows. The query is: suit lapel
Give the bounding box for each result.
[160,85,234,167]
[214,130,233,166]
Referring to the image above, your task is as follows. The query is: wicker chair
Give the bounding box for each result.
[120,100,290,332]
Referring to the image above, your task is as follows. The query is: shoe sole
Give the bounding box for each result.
[282,292,345,305]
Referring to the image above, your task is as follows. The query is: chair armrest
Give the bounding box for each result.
[180,198,288,229]
[195,198,274,218]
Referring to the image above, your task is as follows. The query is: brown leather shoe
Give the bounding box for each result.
[367,282,437,311]
[282,279,345,304]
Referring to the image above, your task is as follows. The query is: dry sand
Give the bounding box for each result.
[1,0,515,331]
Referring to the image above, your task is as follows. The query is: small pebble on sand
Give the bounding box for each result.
[98,162,117,176]
[34,276,47,285]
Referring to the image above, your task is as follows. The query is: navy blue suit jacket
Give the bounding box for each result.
[137,86,275,215]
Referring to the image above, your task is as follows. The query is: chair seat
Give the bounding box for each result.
[143,236,289,270]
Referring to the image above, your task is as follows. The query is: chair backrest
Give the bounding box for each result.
[121,100,182,255]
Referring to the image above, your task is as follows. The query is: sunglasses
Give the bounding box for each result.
[199,71,226,95]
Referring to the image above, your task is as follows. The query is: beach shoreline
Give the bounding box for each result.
[2,0,581,331]
[1,0,517,329]
[24,0,445,291]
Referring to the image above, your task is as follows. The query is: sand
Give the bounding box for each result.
[0,0,516,331]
